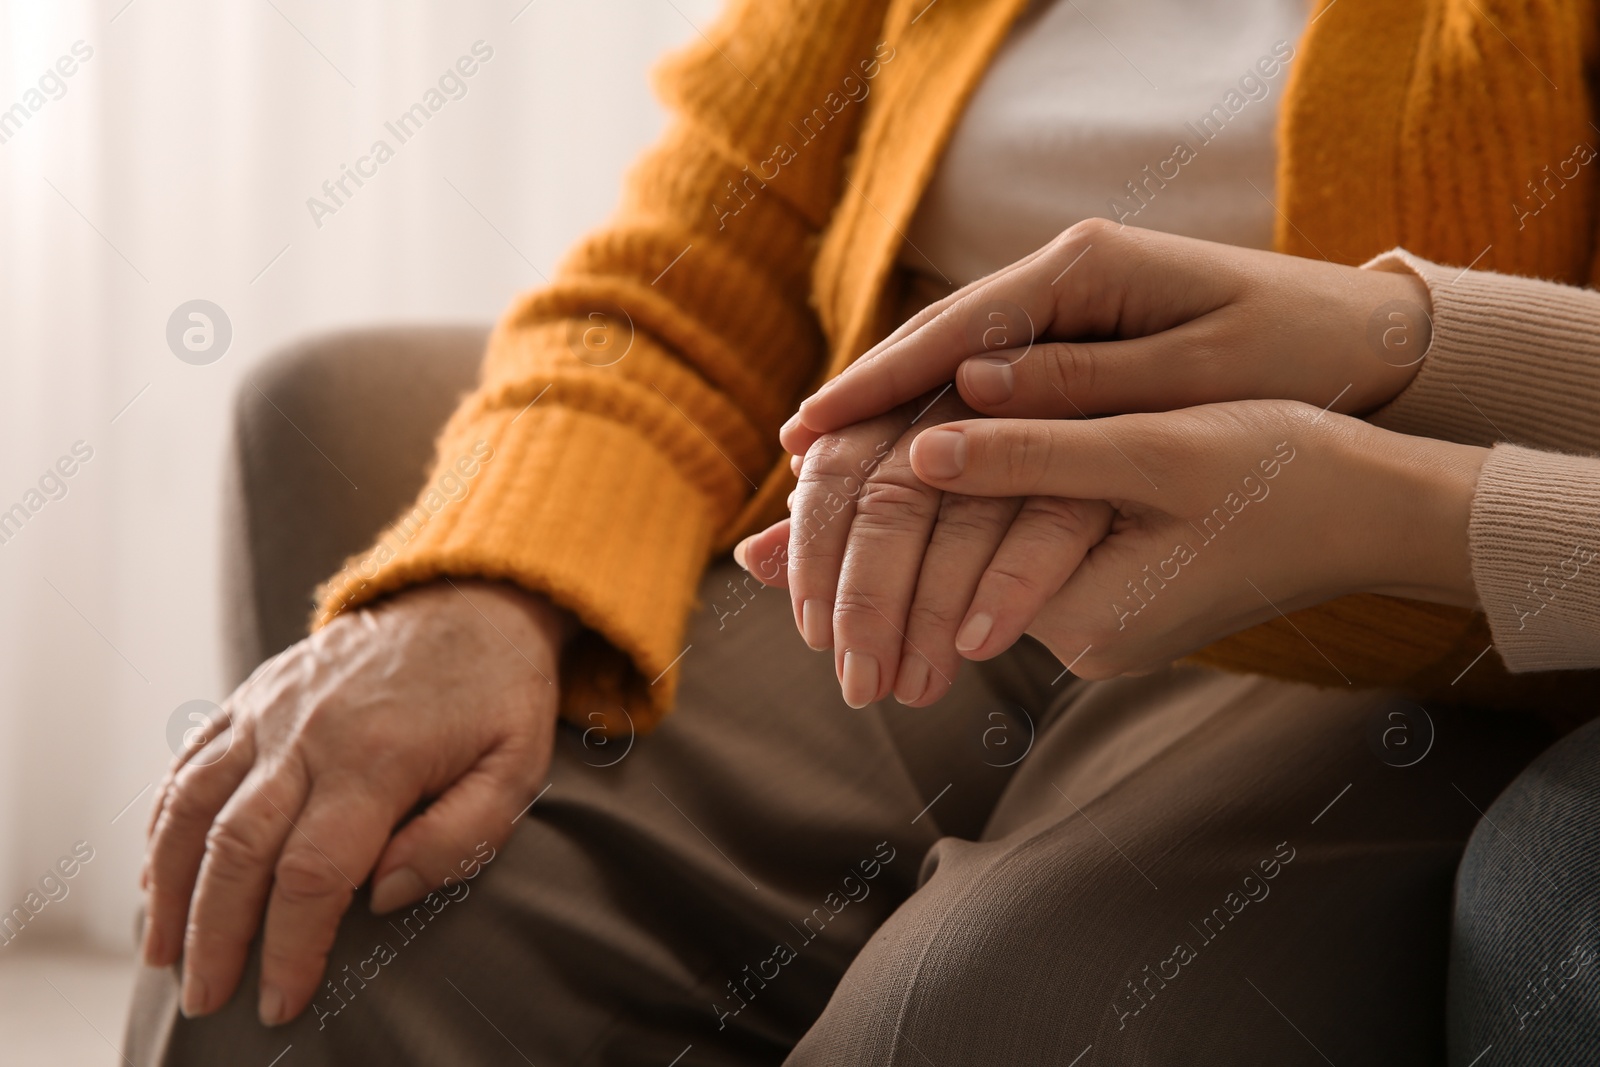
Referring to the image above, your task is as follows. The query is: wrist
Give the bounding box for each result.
[1347,425,1486,608]
[390,578,578,663]
[1346,265,1435,411]
[473,581,580,652]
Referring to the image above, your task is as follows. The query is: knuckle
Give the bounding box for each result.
[1005,430,1051,487]
[802,429,887,482]
[789,512,852,562]
[261,942,332,980]
[330,709,390,753]
[1041,342,1093,402]
[932,494,1006,543]
[801,432,853,475]
[786,521,836,562]
[272,849,352,907]
[907,595,966,632]
[1059,216,1116,245]
[983,560,1047,602]
[853,474,934,531]
[203,812,276,876]
[1027,497,1100,542]
[791,433,898,554]
[832,577,880,614]
[182,915,229,957]
[160,779,218,833]
[295,696,343,735]
[831,584,884,627]
[788,495,846,556]
[929,300,964,337]
[833,567,906,629]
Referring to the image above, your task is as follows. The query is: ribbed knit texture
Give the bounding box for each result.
[317,0,1600,732]
[1470,446,1600,671]
[313,0,901,731]
[1369,250,1600,452]
[1361,251,1600,674]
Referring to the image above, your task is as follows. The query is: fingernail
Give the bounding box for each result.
[802,599,832,651]
[963,356,1015,405]
[371,867,425,914]
[894,654,930,705]
[259,984,286,1027]
[180,973,209,1018]
[916,429,967,480]
[842,650,879,708]
[955,612,994,653]
[733,537,752,571]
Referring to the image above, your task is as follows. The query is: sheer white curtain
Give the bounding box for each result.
[0,0,719,951]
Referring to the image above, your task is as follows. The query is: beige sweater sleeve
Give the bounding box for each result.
[1363,250,1600,672]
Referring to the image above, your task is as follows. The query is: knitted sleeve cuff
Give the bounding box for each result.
[312,399,717,735]
[1469,443,1600,673]
[1362,249,1600,453]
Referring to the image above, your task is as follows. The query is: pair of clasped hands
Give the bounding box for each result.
[734,220,1487,707]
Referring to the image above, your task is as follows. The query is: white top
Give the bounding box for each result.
[903,0,1310,287]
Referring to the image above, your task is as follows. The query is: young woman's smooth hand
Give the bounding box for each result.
[897,400,1486,680]
[779,219,1435,456]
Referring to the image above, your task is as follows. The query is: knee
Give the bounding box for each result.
[789,835,1102,1065]
[1449,717,1600,1062]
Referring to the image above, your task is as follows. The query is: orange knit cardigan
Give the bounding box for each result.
[316,0,1600,734]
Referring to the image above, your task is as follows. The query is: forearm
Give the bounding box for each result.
[1346,424,1600,672]
[1348,425,1486,609]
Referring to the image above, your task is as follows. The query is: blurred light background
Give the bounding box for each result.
[0,0,717,1058]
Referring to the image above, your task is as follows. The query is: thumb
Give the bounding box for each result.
[955,327,1217,419]
[368,745,539,913]
[909,417,1176,505]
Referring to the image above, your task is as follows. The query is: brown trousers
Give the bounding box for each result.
[124,331,1549,1064]
[125,559,1551,1066]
